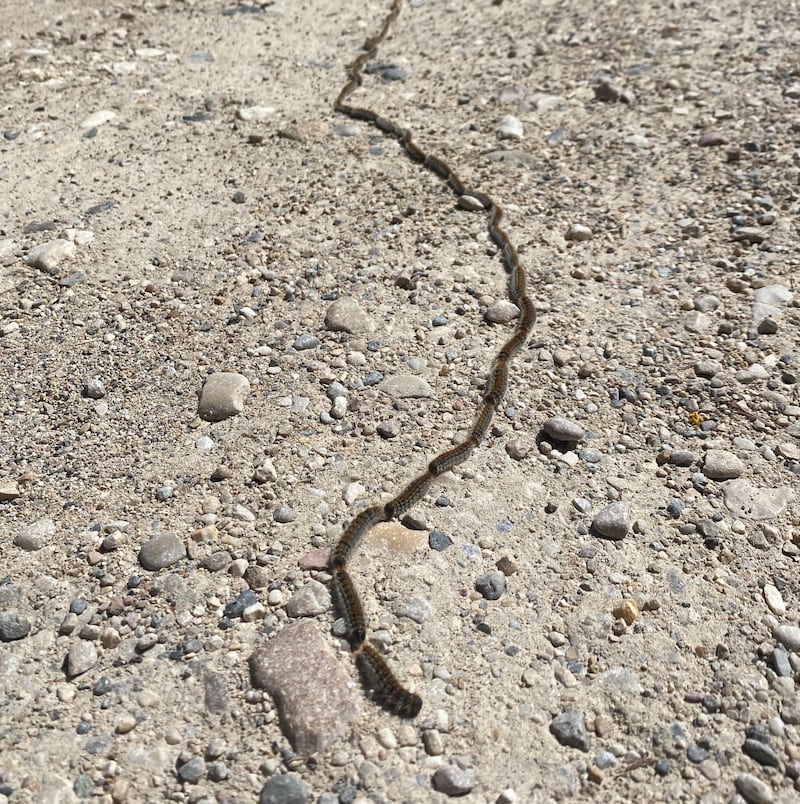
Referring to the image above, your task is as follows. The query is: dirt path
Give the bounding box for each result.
[1,1,799,802]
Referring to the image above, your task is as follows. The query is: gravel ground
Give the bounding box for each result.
[1,0,799,802]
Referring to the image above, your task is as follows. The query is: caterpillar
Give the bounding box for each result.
[330,0,535,718]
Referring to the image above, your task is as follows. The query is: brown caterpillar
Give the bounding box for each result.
[330,0,535,717]
[355,642,423,719]
[331,565,367,648]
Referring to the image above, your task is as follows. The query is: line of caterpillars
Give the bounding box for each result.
[330,0,536,719]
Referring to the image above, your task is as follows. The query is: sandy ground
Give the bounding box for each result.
[1,0,800,802]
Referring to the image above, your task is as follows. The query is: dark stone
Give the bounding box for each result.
[475,572,506,600]
[550,710,590,751]
[742,738,780,768]
[259,775,307,804]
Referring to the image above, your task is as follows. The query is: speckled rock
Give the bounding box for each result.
[723,480,793,520]
[249,620,360,754]
[285,580,331,617]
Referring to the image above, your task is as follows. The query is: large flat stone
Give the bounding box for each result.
[249,620,360,754]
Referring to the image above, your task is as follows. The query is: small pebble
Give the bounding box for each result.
[324,297,374,334]
[763,584,786,616]
[475,572,506,601]
[285,580,331,617]
[773,624,800,653]
[496,115,524,140]
[26,239,76,273]
[432,765,475,796]
[550,710,590,751]
[592,502,631,540]
[177,756,205,784]
[742,738,780,768]
[543,416,586,442]
[702,449,744,480]
[383,375,432,399]
[565,224,593,242]
[429,530,452,551]
[735,773,774,804]
[138,533,186,571]
[0,610,32,641]
[273,506,295,523]
[67,640,98,678]
[293,334,319,350]
[84,378,106,399]
[612,598,639,626]
[198,372,250,422]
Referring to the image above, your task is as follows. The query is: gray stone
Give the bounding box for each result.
[177,757,205,784]
[0,610,31,641]
[138,533,186,571]
[669,450,696,467]
[752,284,792,328]
[543,416,586,442]
[273,506,296,523]
[383,375,432,399]
[198,372,250,422]
[694,294,720,312]
[14,517,56,551]
[249,620,360,754]
[207,761,228,781]
[592,502,631,540]
[324,297,375,334]
[550,710,590,751]
[67,639,98,678]
[694,360,721,378]
[702,449,744,480]
[84,377,106,399]
[432,765,475,796]
[773,624,800,653]
[285,580,330,617]
[735,364,770,383]
[699,130,727,147]
[734,773,774,804]
[475,572,506,601]
[259,775,307,804]
[73,774,94,797]
[743,738,780,768]
[724,480,793,520]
